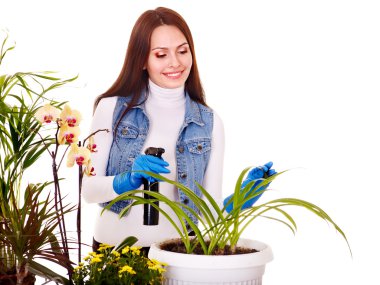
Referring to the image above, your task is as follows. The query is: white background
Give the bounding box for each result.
[1,0,380,284]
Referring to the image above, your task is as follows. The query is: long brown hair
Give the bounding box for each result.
[94,7,206,115]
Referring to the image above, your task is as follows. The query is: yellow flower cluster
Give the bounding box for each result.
[119,265,136,275]
[147,259,167,274]
[121,245,142,256]
[73,243,166,284]
[97,244,113,252]
[78,251,104,265]
[112,250,121,258]
[78,251,105,265]
[35,103,97,176]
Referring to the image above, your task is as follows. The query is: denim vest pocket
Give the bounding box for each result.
[186,138,211,155]
[116,123,139,140]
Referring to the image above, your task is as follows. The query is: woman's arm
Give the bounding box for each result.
[202,111,225,207]
[82,97,119,203]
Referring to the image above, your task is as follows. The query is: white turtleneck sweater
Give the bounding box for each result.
[82,80,224,247]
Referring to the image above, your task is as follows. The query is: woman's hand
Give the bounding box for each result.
[113,154,170,194]
[223,162,276,213]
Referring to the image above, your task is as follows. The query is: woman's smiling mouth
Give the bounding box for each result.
[163,71,183,79]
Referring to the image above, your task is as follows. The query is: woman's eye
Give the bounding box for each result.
[156,54,166,58]
[179,50,188,54]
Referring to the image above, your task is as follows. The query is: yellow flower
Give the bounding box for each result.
[67,144,91,167]
[148,259,167,273]
[122,246,130,255]
[90,256,102,264]
[98,243,113,252]
[60,104,82,127]
[111,251,121,258]
[151,259,167,267]
[83,159,96,177]
[130,246,141,255]
[86,135,97,152]
[155,266,166,274]
[119,265,136,275]
[58,124,80,144]
[148,264,166,273]
[35,103,60,124]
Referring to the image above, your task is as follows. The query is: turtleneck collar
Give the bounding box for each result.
[147,79,185,108]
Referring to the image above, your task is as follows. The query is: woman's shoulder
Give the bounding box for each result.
[199,103,224,133]
[213,109,223,124]
[96,96,118,111]
[197,103,223,125]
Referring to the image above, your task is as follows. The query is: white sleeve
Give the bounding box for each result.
[82,97,119,203]
[202,111,225,207]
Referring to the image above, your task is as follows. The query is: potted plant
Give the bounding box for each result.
[72,236,166,285]
[0,32,78,284]
[105,167,350,284]
[0,183,75,285]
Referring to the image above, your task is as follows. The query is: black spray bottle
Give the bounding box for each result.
[143,147,165,225]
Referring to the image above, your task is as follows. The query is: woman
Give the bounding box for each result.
[82,7,274,253]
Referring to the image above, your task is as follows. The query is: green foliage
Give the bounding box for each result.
[0,32,76,203]
[106,168,351,256]
[73,237,165,285]
[0,183,74,283]
[0,31,77,283]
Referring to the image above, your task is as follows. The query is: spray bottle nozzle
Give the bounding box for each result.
[144,147,165,157]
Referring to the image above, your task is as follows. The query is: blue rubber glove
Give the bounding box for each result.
[113,154,170,194]
[223,162,276,213]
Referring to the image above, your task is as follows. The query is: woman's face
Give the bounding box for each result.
[146,25,193,89]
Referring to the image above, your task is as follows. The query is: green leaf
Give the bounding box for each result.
[22,143,49,169]
[114,236,138,252]
[29,260,70,285]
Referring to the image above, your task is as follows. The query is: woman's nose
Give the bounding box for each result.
[168,54,180,68]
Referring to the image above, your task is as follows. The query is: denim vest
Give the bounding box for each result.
[100,94,213,226]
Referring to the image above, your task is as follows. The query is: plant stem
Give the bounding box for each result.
[77,143,83,265]
[82,128,109,145]
[16,260,26,285]
[57,144,70,171]
[52,150,72,282]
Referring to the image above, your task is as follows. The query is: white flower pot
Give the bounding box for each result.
[148,238,273,285]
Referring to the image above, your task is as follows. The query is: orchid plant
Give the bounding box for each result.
[0,31,107,284]
[1,31,79,284]
[34,103,107,271]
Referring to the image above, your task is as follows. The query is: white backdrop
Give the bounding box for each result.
[1,0,380,284]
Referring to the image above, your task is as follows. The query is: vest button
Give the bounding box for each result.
[183,198,189,204]
[121,128,128,135]
[197,144,203,151]
[180,173,187,179]
[178,146,184,153]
